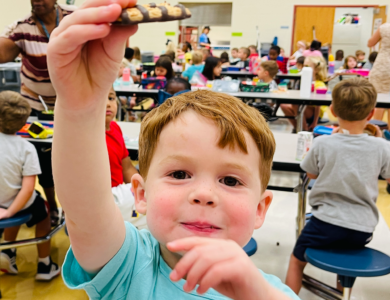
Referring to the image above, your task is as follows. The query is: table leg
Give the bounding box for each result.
[296,173,310,238]
[296,105,306,132]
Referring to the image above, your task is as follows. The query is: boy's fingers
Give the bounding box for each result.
[167,237,214,252]
[49,24,111,55]
[103,24,138,60]
[197,263,232,294]
[58,5,122,33]
[80,0,136,9]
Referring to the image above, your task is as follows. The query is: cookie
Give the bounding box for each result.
[364,123,377,136]
[115,2,191,25]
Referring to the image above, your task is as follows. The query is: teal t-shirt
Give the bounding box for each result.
[63,222,301,300]
[182,65,205,82]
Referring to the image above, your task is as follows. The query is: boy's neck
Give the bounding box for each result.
[160,244,182,271]
[261,77,273,84]
[338,118,367,135]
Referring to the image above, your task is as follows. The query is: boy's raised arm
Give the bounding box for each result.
[48,0,138,273]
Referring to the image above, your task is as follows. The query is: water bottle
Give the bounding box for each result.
[122,67,130,86]
[328,62,335,75]
[300,67,313,98]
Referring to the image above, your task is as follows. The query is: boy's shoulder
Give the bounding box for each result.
[0,133,34,149]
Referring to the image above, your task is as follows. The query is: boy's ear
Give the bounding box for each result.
[367,108,375,121]
[254,190,273,229]
[132,174,147,214]
[330,104,337,118]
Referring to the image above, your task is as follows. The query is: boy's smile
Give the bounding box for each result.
[132,110,273,255]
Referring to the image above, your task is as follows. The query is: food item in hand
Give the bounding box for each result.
[364,123,377,136]
[116,2,191,25]
[42,110,54,115]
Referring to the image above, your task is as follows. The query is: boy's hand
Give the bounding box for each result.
[373,125,382,137]
[47,0,138,112]
[168,237,286,300]
[0,208,11,220]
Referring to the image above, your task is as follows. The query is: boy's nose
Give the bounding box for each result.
[188,183,219,207]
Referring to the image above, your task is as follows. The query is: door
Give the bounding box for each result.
[372,6,387,51]
[292,7,336,54]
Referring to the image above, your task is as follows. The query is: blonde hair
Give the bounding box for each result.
[332,78,377,121]
[261,61,279,78]
[0,91,31,134]
[192,51,203,64]
[305,56,327,82]
[166,41,176,53]
[355,50,365,57]
[133,47,141,60]
[139,90,276,192]
[343,55,357,69]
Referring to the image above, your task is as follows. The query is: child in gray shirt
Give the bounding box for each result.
[286,77,390,294]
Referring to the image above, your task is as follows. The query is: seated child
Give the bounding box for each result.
[47,5,300,297]
[154,56,174,81]
[286,78,390,294]
[220,51,230,67]
[105,87,145,228]
[364,51,378,70]
[281,56,327,132]
[202,48,211,62]
[230,47,250,68]
[164,51,182,73]
[230,47,240,63]
[342,55,358,71]
[0,91,60,280]
[302,41,323,57]
[290,56,305,72]
[355,50,366,68]
[248,45,259,58]
[257,61,279,91]
[290,41,306,60]
[182,51,204,82]
[202,57,222,81]
[165,77,191,96]
[263,45,284,62]
[122,47,137,79]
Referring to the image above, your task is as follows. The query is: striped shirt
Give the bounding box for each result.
[1,5,76,111]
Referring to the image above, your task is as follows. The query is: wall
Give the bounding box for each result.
[332,7,374,57]
[0,0,388,56]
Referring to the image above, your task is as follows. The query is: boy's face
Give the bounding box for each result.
[249,47,256,54]
[357,54,365,61]
[105,88,117,127]
[133,111,272,249]
[231,49,238,58]
[257,66,269,80]
[268,49,278,61]
[238,49,247,60]
[296,62,303,71]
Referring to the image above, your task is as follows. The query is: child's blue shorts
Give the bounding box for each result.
[293,216,373,262]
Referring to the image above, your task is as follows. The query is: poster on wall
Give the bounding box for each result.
[373,18,382,51]
[66,0,75,4]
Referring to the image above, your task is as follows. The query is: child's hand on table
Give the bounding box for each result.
[168,237,290,300]
[47,0,138,112]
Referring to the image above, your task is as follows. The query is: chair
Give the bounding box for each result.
[303,247,390,300]
[243,237,257,257]
[0,213,65,299]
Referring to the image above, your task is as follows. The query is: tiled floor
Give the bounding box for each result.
[1,118,390,299]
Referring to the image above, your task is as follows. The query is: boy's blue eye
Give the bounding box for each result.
[171,171,188,180]
[221,177,240,187]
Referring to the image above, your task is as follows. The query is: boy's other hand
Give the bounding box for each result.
[374,125,382,137]
[0,208,11,220]
[47,0,138,112]
[168,237,280,300]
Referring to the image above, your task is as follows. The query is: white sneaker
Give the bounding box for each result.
[35,258,60,281]
[0,249,18,274]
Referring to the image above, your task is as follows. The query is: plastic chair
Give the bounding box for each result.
[304,247,390,300]
[0,214,32,298]
[243,238,257,257]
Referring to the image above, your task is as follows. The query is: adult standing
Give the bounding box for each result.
[368,22,390,129]
[199,26,211,48]
[0,0,75,225]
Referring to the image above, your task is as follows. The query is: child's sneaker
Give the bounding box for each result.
[0,249,18,274]
[35,258,60,281]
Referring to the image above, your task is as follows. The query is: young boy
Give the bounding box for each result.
[257,61,279,91]
[230,47,240,63]
[231,47,250,68]
[355,50,366,67]
[47,2,299,299]
[0,91,60,280]
[286,78,390,294]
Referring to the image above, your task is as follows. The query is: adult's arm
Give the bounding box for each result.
[368,28,381,48]
[0,37,21,63]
